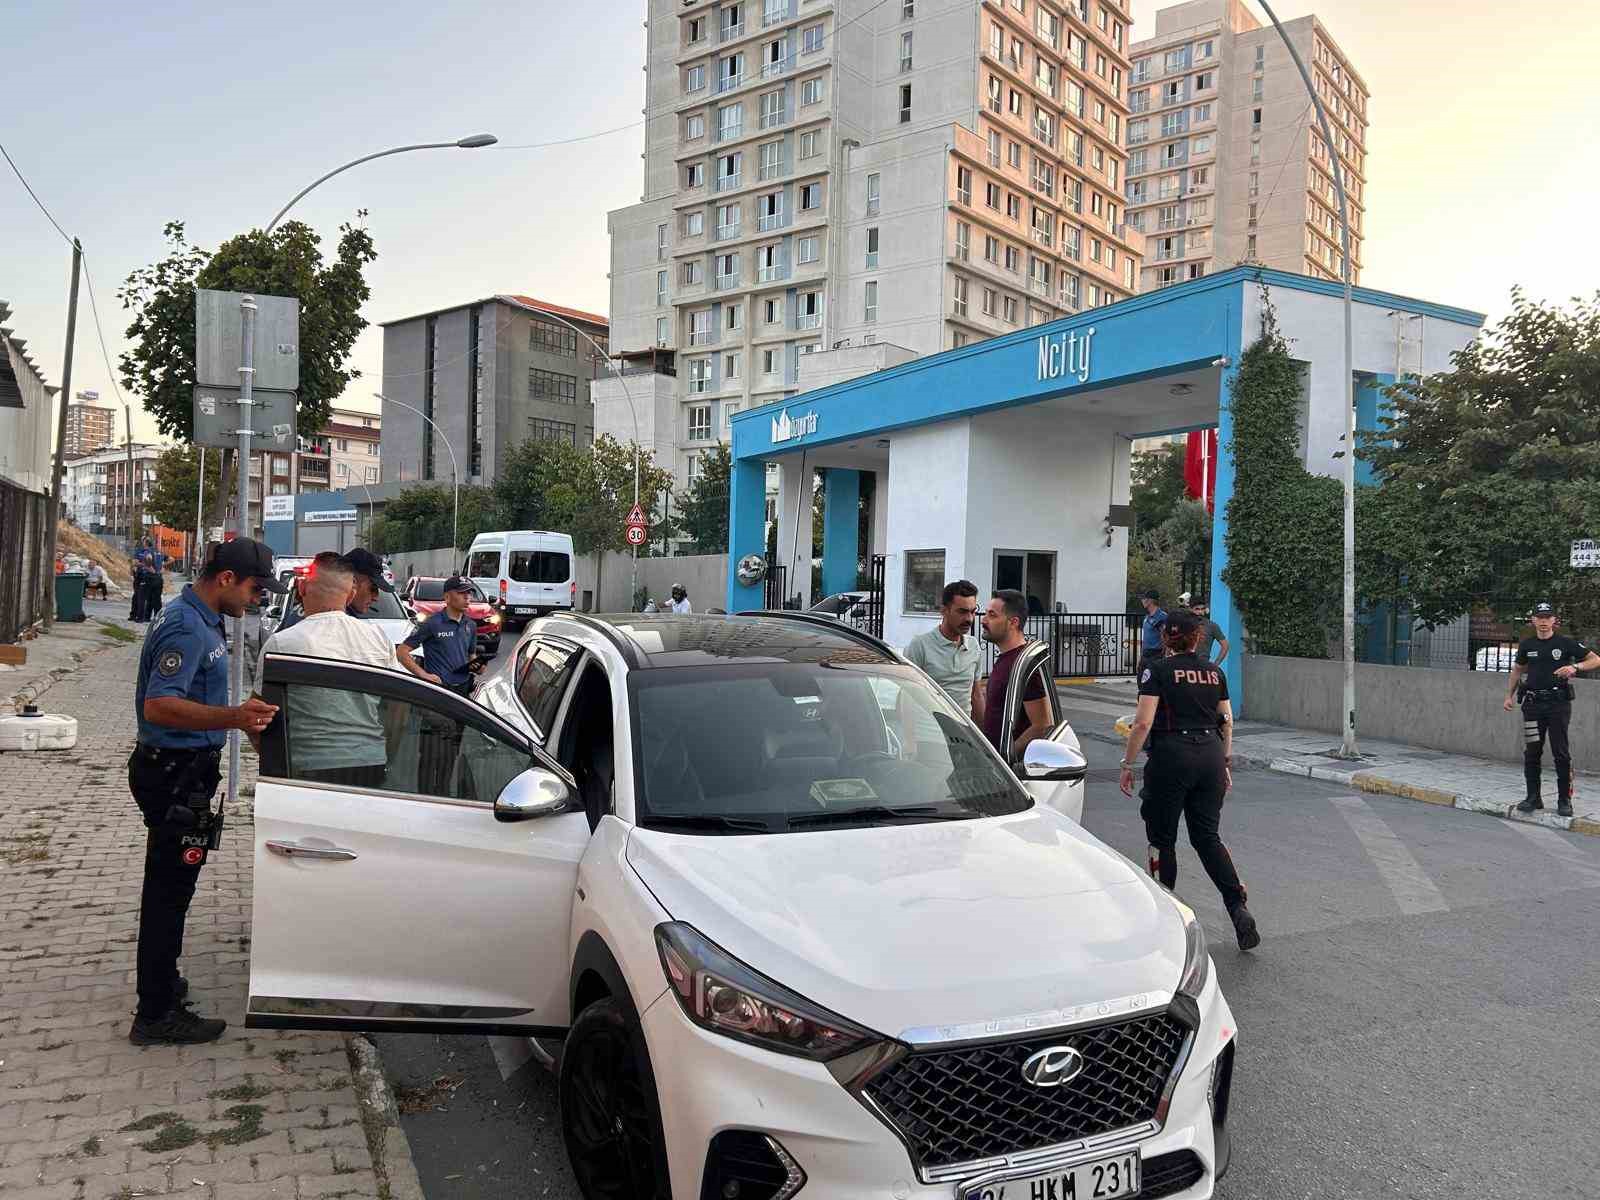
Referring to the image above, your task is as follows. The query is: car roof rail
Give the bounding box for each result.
[732,609,901,661]
[547,611,646,669]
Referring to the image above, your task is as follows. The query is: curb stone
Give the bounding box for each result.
[346,1035,427,1200]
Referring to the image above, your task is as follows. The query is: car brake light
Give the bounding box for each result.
[499,578,507,601]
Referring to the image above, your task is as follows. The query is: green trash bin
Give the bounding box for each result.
[54,572,88,623]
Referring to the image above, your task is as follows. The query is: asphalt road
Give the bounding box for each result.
[359,697,1600,1198]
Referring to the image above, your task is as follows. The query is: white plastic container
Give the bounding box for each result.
[0,708,79,751]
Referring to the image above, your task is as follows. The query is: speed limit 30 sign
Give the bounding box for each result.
[625,524,647,547]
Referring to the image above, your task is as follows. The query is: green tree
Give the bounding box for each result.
[1359,289,1600,632]
[143,446,233,536]
[676,444,731,553]
[117,218,377,442]
[1129,441,1188,534]
[367,484,498,555]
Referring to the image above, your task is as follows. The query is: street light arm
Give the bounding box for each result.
[376,392,460,554]
[264,135,498,234]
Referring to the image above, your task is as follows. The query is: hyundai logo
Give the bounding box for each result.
[1020,1045,1086,1089]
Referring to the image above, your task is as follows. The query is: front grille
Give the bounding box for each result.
[1141,1149,1206,1197]
[863,1011,1190,1172]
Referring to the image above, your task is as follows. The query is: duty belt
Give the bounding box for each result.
[1151,728,1219,738]
[134,743,223,762]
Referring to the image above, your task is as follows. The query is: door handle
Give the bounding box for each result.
[265,840,358,862]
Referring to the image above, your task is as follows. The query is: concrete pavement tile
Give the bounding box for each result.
[214,1181,294,1200]
[298,1171,378,1199]
[79,1166,175,1200]
[0,1180,82,1200]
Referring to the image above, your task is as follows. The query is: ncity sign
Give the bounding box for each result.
[771,408,819,444]
[1036,326,1096,385]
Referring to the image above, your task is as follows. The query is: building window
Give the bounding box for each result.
[686,162,705,189]
[903,549,946,613]
[688,357,711,394]
[800,181,821,210]
[902,0,914,16]
[714,252,739,288]
[1252,108,1262,128]
[724,353,742,382]
[865,172,880,215]
[1192,135,1212,155]
[799,130,820,159]
[655,316,670,345]
[956,166,973,206]
[863,280,878,323]
[757,241,782,280]
[987,129,1001,167]
[758,91,784,130]
[685,114,705,140]
[1255,44,1265,69]
[1006,193,1021,220]
[688,404,712,442]
[1009,88,1023,117]
[1192,165,1209,186]
[984,234,999,263]
[716,201,741,239]
[1003,296,1018,324]
[900,31,913,71]
[1195,71,1213,91]
[952,276,968,316]
[899,84,913,123]
[1005,244,1020,273]
[985,181,1001,209]
[725,304,743,332]
[799,291,822,328]
[530,317,578,356]
[798,234,820,264]
[759,139,784,180]
[1252,77,1264,101]
[802,77,823,105]
[1246,234,1258,259]
[528,418,577,446]
[530,368,578,404]
[764,297,782,324]
[684,211,705,237]
[682,260,703,286]
[982,288,997,317]
[865,226,880,267]
[656,269,669,306]
[1008,140,1022,169]
[803,24,824,54]
[686,64,705,93]
[953,221,969,262]
[761,347,781,377]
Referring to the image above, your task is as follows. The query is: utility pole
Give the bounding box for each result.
[225,296,257,815]
[41,239,82,630]
[124,405,136,547]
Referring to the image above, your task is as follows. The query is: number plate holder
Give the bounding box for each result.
[957,1148,1141,1200]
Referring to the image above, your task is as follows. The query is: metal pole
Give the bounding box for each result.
[124,407,135,547]
[42,239,82,629]
[374,394,458,551]
[227,295,257,811]
[264,136,498,234]
[194,446,206,575]
[1258,0,1358,759]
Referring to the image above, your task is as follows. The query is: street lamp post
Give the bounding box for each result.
[375,393,458,555]
[336,461,378,542]
[1257,0,1359,759]
[264,135,498,234]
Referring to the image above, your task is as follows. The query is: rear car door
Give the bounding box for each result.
[1000,641,1086,822]
[248,654,592,1035]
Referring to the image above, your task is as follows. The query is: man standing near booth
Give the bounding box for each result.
[1138,590,1168,672]
[976,589,1051,758]
[903,580,982,716]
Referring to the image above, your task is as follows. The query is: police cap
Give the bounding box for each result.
[341,547,396,593]
[208,539,288,592]
[443,575,473,594]
[1532,601,1555,617]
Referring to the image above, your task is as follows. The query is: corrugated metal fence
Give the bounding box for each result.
[0,478,49,643]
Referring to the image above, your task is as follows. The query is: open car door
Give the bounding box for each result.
[1000,641,1087,823]
[246,653,592,1036]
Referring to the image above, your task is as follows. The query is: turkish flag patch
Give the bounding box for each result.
[182,847,205,866]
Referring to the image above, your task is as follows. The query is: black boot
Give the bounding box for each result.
[1557,797,1574,818]
[129,1005,225,1046]
[1516,796,1544,813]
[1229,903,1260,952]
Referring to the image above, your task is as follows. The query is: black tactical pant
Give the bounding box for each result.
[128,745,221,1019]
[129,571,147,621]
[1140,732,1247,912]
[1522,694,1573,803]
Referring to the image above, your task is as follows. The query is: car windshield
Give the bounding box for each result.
[285,587,409,622]
[629,662,1029,833]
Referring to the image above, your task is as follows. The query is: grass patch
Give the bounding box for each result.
[208,1104,267,1147]
[210,1080,272,1102]
[392,1074,464,1115]
[272,1049,298,1067]
[96,621,139,644]
[120,1112,200,1153]
[81,1136,102,1157]
[0,833,49,866]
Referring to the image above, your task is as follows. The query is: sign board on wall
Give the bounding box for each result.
[1573,539,1600,569]
[263,495,295,522]
[304,508,358,524]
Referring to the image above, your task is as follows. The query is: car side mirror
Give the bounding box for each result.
[493,765,575,822]
[1021,739,1088,782]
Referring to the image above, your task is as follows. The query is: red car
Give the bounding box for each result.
[401,576,503,656]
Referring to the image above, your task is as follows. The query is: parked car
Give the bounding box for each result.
[248,612,1235,1200]
[810,590,871,628]
[463,530,577,628]
[249,562,415,677]
[401,575,503,657]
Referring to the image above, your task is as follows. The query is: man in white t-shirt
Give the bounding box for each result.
[669,583,693,614]
[254,558,401,788]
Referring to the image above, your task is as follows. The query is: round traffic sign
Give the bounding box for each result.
[625,525,647,546]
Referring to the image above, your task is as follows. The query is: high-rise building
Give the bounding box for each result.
[1124,0,1367,292]
[601,0,1142,488]
[380,296,609,487]
[65,396,117,459]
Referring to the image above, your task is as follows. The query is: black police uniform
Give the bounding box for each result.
[130,584,230,1022]
[1137,651,1250,917]
[1515,631,1592,807]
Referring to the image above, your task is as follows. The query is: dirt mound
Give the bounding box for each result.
[55,522,134,585]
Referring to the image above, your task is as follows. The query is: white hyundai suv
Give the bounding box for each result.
[248,612,1237,1200]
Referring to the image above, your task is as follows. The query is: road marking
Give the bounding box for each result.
[1503,819,1600,883]
[487,1035,535,1081]
[1330,794,1450,915]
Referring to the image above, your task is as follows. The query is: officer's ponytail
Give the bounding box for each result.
[1163,621,1204,655]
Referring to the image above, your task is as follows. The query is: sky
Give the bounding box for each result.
[4,0,1598,445]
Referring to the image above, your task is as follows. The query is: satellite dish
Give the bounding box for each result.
[735,554,767,587]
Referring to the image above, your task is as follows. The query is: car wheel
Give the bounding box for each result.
[559,996,671,1200]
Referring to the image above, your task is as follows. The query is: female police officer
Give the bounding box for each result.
[128,539,282,1045]
[1118,607,1260,951]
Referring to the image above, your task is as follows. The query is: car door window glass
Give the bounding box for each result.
[517,642,580,736]
[555,662,616,830]
[466,550,500,579]
[281,682,528,803]
[509,551,570,584]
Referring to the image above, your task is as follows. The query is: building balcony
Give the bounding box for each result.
[757,264,787,283]
[716,222,742,241]
[716,172,743,192]
[716,121,745,142]
[757,212,786,232]
[721,21,745,40]
[716,72,746,94]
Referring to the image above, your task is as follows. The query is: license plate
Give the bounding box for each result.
[960,1150,1140,1200]
[513,606,534,615]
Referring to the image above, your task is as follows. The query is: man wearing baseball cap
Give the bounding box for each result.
[340,547,396,617]
[1504,601,1600,816]
[398,575,479,697]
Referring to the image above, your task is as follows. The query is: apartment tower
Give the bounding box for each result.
[1124,0,1367,291]
[64,398,117,459]
[603,0,1141,488]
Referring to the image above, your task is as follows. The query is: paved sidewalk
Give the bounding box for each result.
[1059,677,1600,837]
[3,603,141,712]
[0,635,416,1200]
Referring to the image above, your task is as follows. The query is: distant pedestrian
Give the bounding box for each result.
[1191,599,1229,666]
[669,583,693,614]
[129,543,152,622]
[128,539,283,1045]
[141,542,165,619]
[902,579,981,715]
[1138,589,1168,671]
[976,589,1050,757]
[1504,601,1600,817]
[86,562,109,600]
[399,575,479,697]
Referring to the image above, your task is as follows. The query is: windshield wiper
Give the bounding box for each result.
[646,814,774,834]
[787,804,964,829]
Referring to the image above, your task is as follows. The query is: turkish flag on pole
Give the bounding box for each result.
[1184,429,1219,514]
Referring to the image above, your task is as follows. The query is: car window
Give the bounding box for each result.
[466,550,500,579]
[509,550,570,584]
[629,663,1028,832]
[279,681,527,803]
[1004,652,1061,761]
[414,580,446,601]
[517,641,581,737]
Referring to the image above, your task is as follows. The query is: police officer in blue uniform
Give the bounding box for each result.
[128,539,284,1045]
[398,575,479,697]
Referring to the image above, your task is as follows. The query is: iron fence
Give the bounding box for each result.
[980,612,1142,678]
[1,478,50,643]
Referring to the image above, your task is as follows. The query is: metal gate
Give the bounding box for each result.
[1180,556,1211,601]
[864,554,886,639]
[764,560,788,611]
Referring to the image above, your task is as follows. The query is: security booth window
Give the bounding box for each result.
[510,551,572,584]
[903,549,946,613]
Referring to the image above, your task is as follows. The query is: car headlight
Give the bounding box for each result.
[487,612,502,625]
[1173,897,1210,1000]
[656,922,879,1062]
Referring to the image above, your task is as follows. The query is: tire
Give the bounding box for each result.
[559,996,672,1200]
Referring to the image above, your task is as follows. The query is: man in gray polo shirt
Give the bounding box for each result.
[903,579,982,715]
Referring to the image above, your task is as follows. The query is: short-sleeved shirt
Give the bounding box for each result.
[1138,652,1229,736]
[982,643,1046,752]
[405,610,477,686]
[136,585,230,749]
[1200,619,1226,658]
[1141,608,1169,652]
[904,627,981,715]
[670,598,693,614]
[1516,634,1593,693]
[259,611,400,770]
